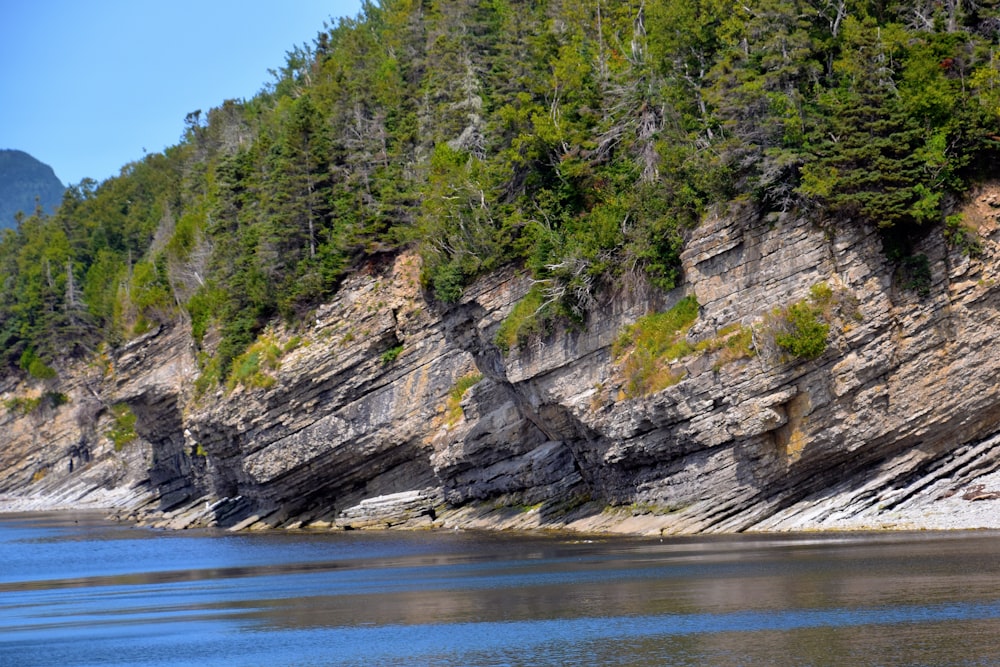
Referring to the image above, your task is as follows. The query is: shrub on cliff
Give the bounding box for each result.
[773,302,829,360]
[763,284,845,361]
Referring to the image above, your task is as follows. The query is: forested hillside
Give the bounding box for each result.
[3,0,999,387]
[0,150,65,230]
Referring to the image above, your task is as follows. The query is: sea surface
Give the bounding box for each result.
[2,512,1000,666]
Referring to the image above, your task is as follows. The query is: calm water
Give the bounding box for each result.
[2,513,1000,666]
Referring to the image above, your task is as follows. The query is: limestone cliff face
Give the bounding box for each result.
[4,189,1000,534]
[0,323,198,512]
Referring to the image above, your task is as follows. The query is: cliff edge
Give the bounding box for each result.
[4,189,1000,535]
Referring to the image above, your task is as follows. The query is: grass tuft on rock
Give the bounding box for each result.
[614,295,699,397]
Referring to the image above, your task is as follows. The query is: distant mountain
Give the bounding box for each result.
[0,149,65,229]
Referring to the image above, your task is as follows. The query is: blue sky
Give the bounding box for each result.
[0,1,362,186]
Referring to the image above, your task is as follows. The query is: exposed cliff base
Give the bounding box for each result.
[5,188,1000,536]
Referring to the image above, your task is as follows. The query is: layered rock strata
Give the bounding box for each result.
[4,189,1000,535]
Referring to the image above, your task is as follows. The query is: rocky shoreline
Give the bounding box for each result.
[5,188,1000,538]
[4,462,1000,535]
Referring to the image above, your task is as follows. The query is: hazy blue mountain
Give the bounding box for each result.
[0,149,65,229]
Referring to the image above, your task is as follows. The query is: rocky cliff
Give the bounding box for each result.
[5,190,1000,535]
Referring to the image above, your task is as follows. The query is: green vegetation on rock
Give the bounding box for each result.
[226,334,283,392]
[106,403,138,451]
[446,372,483,426]
[495,286,548,354]
[0,1,997,387]
[3,391,68,415]
[764,283,849,361]
[380,344,404,365]
[944,214,983,257]
[773,301,830,360]
[614,295,700,397]
[696,323,757,372]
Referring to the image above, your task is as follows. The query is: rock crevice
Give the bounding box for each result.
[6,190,1000,534]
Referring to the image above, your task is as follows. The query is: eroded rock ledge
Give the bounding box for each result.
[5,189,1000,535]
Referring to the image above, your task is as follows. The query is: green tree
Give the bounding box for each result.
[797,17,928,228]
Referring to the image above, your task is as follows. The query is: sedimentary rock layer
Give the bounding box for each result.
[5,189,1000,534]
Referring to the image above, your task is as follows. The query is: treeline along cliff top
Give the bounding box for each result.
[3,0,999,386]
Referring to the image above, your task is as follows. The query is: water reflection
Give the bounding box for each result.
[2,514,1000,666]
